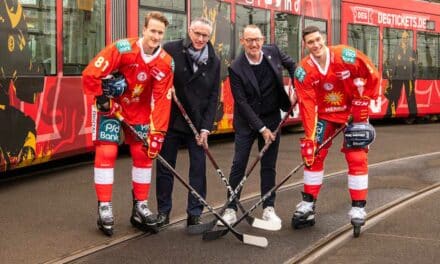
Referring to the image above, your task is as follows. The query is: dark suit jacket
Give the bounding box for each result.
[163,39,220,134]
[228,44,296,132]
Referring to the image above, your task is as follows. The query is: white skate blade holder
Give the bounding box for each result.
[217,217,281,231]
[243,234,268,248]
[251,218,282,231]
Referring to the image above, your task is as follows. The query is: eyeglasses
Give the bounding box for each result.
[243,37,264,44]
[190,29,210,40]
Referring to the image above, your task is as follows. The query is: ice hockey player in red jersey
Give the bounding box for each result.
[292,26,379,237]
[82,11,174,236]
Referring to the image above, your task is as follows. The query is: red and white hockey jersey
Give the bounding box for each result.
[294,45,380,140]
[82,38,174,132]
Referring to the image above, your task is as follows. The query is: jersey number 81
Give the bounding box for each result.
[94,56,110,72]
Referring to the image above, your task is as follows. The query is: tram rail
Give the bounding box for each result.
[286,181,440,264]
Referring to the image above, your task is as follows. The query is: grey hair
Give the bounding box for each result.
[190,17,213,33]
[239,24,262,38]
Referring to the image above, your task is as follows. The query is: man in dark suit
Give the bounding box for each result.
[385,30,418,119]
[218,24,296,227]
[155,17,220,229]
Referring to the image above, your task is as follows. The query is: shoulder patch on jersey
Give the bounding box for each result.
[294,66,306,83]
[115,39,132,53]
[342,48,356,64]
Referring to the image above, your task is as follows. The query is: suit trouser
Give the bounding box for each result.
[156,129,207,216]
[227,116,281,211]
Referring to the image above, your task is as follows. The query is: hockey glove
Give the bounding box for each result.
[146,132,165,159]
[300,138,316,167]
[95,95,121,117]
[351,97,370,123]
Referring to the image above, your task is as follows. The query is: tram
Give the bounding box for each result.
[1,0,439,172]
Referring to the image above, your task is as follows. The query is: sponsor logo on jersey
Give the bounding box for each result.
[323,83,334,91]
[137,72,147,82]
[335,70,350,80]
[171,59,175,72]
[98,118,121,143]
[133,124,149,140]
[316,120,326,144]
[128,63,139,69]
[342,48,356,64]
[91,105,98,141]
[324,91,344,106]
[294,66,306,83]
[151,67,166,81]
[323,105,347,113]
[131,84,144,98]
[115,39,132,53]
[353,77,366,88]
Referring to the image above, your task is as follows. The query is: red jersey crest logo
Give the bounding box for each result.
[137,72,147,82]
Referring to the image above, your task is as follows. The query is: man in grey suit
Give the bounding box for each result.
[218,24,296,227]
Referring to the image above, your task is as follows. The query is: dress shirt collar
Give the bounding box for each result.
[245,50,264,65]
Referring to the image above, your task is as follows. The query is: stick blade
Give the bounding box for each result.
[186,220,216,235]
[202,228,229,241]
[251,217,282,231]
[242,234,268,248]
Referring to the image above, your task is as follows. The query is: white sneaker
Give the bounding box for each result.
[217,208,237,226]
[348,206,366,221]
[262,206,282,225]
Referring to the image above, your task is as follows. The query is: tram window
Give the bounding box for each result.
[138,10,186,42]
[348,24,379,69]
[383,29,417,80]
[20,1,56,75]
[235,5,270,57]
[416,32,439,79]
[63,0,105,75]
[191,0,232,80]
[274,12,301,62]
[140,0,185,12]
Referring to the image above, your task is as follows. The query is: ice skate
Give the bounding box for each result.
[349,200,366,238]
[97,201,114,236]
[292,192,316,229]
[130,200,159,234]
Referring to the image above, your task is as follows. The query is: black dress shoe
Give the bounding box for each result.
[156,212,170,227]
[186,215,202,226]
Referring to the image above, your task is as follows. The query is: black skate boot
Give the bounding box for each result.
[97,201,114,236]
[349,200,366,238]
[130,199,159,234]
[292,192,316,229]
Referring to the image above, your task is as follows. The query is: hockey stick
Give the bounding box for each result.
[203,122,347,241]
[171,92,277,233]
[114,112,268,248]
[193,101,298,234]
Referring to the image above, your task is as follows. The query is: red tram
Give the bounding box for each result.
[1,0,439,172]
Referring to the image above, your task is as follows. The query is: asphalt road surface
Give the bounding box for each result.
[0,121,439,264]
